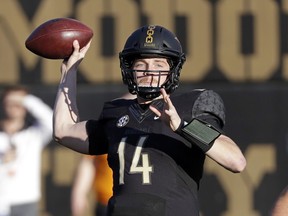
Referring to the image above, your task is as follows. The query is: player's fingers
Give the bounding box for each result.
[149,105,162,117]
[160,88,171,104]
[165,95,174,108]
[81,39,92,52]
[78,39,92,58]
[66,40,84,65]
[67,40,81,61]
[59,40,83,74]
[160,88,175,110]
[160,88,168,99]
[73,40,80,51]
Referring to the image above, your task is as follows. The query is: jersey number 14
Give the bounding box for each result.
[118,136,153,185]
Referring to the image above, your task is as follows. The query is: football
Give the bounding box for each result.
[25,18,93,59]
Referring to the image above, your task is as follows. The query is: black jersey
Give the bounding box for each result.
[86,89,225,216]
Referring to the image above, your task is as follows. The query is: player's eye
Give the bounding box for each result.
[133,63,145,69]
[155,63,165,68]
[153,60,169,69]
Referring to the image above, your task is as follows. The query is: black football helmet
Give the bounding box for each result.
[119,25,186,99]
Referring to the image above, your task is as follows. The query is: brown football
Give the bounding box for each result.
[25,18,93,59]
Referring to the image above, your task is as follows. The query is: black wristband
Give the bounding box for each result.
[176,118,221,152]
[175,119,185,133]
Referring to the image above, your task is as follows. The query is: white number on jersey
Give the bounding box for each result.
[117,136,153,185]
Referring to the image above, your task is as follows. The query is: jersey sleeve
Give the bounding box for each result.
[192,90,226,130]
[86,119,109,155]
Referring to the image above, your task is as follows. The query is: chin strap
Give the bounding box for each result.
[137,92,161,100]
[136,86,162,99]
[175,118,221,152]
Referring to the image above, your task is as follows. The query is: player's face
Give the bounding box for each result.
[132,58,170,88]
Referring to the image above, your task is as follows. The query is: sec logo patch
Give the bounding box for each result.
[117,115,129,127]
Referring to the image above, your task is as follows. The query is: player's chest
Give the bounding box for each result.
[105,101,166,135]
[105,110,187,162]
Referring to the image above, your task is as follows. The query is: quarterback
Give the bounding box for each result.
[53,25,246,216]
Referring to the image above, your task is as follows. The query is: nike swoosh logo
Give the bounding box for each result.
[154,116,160,120]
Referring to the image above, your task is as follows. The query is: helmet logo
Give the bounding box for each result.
[145,25,156,46]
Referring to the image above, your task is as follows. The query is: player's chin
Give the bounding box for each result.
[138,85,152,88]
[138,82,160,87]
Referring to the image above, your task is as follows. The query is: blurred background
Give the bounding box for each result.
[1,0,288,215]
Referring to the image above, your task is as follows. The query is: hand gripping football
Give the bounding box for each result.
[25,18,93,59]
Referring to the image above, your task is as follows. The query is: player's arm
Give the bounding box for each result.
[204,134,246,172]
[174,118,246,173]
[150,88,246,173]
[53,40,91,154]
[191,91,246,173]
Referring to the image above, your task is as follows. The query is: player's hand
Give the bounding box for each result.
[149,88,181,131]
[61,39,92,75]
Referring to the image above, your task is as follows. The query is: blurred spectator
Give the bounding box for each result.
[0,85,53,216]
[271,185,288,216]
[71,155,113,216]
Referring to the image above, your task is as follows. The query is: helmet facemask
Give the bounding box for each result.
[119,25,186,100]
[120,56,184,99]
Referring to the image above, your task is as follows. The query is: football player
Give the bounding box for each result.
[53,25,246,216]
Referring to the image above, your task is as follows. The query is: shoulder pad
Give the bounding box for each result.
[192,90,225,126]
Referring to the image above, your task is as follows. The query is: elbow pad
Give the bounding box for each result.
[176,118,221,152]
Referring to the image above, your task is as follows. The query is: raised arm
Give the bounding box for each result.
[53,40,91,154]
